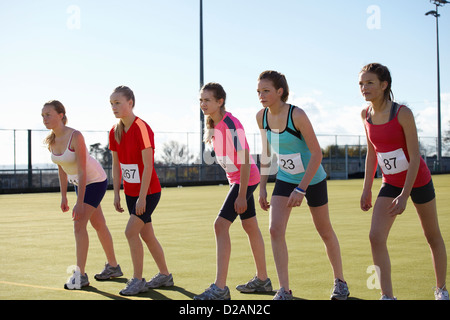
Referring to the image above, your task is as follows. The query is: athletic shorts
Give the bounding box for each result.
[272,178,328,207]
[125,192,161,224]
[74,179,107,208]
[219,184,258,223]
[378,179,435,204]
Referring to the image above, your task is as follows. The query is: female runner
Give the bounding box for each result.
[359,63,448,300]
[109,86,173,296]
[194,83,271,300]
[42,100,122,289]
[256,71,348,300]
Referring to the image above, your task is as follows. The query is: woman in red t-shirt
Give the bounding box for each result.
[109,86,173,296]
[359,63,447,300]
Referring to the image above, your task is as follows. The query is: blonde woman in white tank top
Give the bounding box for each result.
[42,100,122,289]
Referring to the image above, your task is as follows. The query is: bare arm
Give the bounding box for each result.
[256,108,271,211]
[72,131,88,221]
[112,151,124,213]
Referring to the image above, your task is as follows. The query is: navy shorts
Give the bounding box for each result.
[378,179,435,204]
[125,192,161,224]
[74,179,107,209]
[272,178,328,207]
[219,184,258,223]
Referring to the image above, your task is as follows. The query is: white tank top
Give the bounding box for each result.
[51,130,107,186]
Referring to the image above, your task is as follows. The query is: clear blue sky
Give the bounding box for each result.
[1,0,449,165]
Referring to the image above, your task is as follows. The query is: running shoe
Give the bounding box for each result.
[330,278,350,300]
[273,287,293,300]
[236,276,273,293]
[119,278,148,296]
[64,272,89,290]
[434,286,449,300]
[194,283,231,300]
[380,294,397,300]
[146,272,174,288]
[94,263,123,280]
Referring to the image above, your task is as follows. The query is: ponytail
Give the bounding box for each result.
[201,82,226,145]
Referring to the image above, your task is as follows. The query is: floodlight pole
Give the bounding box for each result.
[199,0,205,166]
[426,0,448,172]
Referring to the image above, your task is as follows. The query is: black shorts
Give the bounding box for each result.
[272,178,328,207]
[74,179,107,209]
[219,184,258,223]
[125,192,161,224]
[378,179,435,204]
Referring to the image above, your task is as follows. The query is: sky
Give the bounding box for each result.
[1,0,449,166]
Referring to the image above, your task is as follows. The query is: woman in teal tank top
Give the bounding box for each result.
[256,70,349,300]
[262,104,327,185]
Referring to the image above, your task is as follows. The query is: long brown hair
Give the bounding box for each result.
[360,63,394,101]
[112,85,135,144]
[201,82,226,144]
[258,70,290,102]
[43,100,67,150]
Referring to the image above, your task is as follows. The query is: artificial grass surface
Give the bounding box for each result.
[0,175,449,300]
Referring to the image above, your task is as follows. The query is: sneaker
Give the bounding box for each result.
[146,273,174,288]
[380,294,397,300]
[194,283,231,300]
[236,276,273,293]
[64,272,89,290]
[119,278,148,296]
[94,263,123,281]
[273,287,293,300]
[434,286,449,300]
[330,278,350,300]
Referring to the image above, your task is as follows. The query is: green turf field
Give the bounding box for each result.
[0,175,449,300]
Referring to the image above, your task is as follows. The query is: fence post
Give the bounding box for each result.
[28,129,32,188]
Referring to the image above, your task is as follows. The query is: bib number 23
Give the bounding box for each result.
[278,153,305,175]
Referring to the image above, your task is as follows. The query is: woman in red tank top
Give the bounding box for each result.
[359,63,447,300]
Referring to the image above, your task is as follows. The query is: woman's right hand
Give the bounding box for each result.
[61,196,69,212]
[360,189,372,212]
[259,188,270,211]
[114,194,124,213]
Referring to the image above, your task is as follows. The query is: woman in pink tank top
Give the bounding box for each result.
[194,83,270,300]
[359,63,447,300]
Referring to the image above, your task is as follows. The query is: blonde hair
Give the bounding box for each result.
[201,83,226,144]
[112,86,135,144]
[43,100,68,151]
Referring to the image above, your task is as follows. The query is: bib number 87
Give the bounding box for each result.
[383,157,397,171]
[377,148,409,175]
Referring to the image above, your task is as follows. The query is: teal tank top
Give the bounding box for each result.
[263,105,327,185]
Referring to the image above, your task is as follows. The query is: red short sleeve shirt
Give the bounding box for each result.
[109,117,161,196]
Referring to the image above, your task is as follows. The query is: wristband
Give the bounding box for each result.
[294,187,306,195]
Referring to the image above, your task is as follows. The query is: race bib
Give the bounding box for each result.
[120,163,140,183]
[216,155,238,173]
[377,148,409,175]
[277,153,305,175]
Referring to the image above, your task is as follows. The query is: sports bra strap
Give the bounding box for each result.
[286,105,302,140]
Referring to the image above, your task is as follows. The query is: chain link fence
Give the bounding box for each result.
[1,129,448,193]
